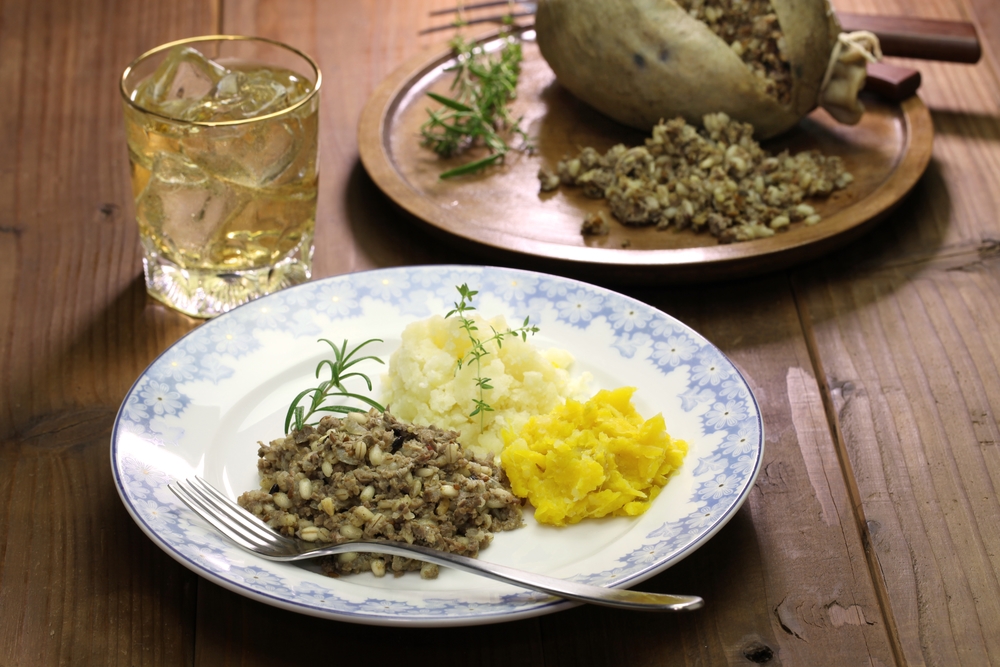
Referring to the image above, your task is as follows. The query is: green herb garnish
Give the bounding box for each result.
[445,284,539,430]
[284,338,385,433]
[420,24,530,179]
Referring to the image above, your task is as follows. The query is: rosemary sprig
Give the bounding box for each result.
[284,338,386,434]
[445,284,539,431]
[420,25,530,179]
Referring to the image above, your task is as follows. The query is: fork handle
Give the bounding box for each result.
[276,541,703,612]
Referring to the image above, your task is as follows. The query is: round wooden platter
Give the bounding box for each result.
[358,32,934,284]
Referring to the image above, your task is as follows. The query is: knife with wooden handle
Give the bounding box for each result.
[423,5,983,101]
[839,13,981,63]
[839,13,980,101]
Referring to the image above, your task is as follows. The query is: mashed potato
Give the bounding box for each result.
[500,387,688,526]
[382,314,588,458]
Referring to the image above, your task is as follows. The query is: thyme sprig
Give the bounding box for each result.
[420,24,530,179]
[284,338,385,433]
[445,284,539,430]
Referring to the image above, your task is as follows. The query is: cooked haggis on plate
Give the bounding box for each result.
[237,410,523,579]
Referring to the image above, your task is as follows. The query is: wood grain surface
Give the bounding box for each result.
[1,0,999,665]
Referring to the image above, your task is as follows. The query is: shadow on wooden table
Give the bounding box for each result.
[810,154,951,273]
[342,160,458,271]
[4,272,198,443]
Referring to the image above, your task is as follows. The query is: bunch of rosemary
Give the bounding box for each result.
[420,27,529,179]
[284,338,385,433]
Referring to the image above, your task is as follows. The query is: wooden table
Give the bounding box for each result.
[2,0,999,664]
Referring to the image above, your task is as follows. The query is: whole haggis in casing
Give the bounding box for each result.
[535,0,849,139]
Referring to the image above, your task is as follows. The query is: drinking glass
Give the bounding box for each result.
[121,36,321,318]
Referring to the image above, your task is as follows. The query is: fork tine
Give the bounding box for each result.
[187,477,287,545]
[169,481,265,551]
[429,1,531,17]
[419,12,534,35]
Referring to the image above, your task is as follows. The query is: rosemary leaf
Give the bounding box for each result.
[439,153,504,179]
[284,338,385,434]
[426,91,474,113]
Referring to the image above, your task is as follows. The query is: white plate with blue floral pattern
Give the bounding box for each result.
[112,265,763,626]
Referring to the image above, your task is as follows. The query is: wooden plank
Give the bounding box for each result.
[801,3,1000,664]
[797,255,1000,665]
[966,0,1000,82]
[193,578,547,666]
[0,0,218,664]
[0,412,198,666]
[618,280,896,665]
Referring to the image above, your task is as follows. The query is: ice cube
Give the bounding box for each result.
[134,47,314,124]
[134,46,228,121]
[136,152,249,264]
[200,69,308,122]
[229,70,294,118]
[181,115,306,187]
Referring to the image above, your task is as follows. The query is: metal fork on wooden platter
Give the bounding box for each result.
[169,476,704,612]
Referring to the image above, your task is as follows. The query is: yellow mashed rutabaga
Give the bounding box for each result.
[382,314,588,458]
[501,387,687,526]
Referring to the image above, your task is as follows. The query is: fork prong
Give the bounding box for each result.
[419,12,535,35]
[169,481,266,551]
[429,1,533,17]
[187,477,290,546]
[177,479,276,549]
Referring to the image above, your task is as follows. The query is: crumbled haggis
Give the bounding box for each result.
[675,0,792,104]
[237,410,523,579]
[538,166,561,192]
[548,113,852,244]
[581,211,611,236]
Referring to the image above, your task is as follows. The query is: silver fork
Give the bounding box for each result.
[420,1,536,34]
[169,476,703,612]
